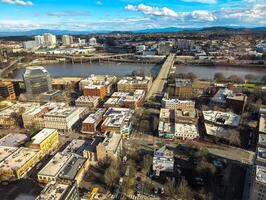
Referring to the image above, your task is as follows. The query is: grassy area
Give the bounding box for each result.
[243,83,256,88]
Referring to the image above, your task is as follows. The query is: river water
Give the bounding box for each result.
[13,62,266,80]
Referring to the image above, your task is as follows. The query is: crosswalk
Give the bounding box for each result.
[127,195,145,200]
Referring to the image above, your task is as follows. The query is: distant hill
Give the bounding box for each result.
[0,26,265,37]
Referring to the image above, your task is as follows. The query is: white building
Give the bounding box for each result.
[44,107,88,132]
[43,33,57,47]
[250,165,266,200]
[62,35,74,46]
[23,41,38,50]
[89,37,97,46]
[34,35,45,47]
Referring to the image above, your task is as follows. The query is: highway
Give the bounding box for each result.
[145,53,176,100]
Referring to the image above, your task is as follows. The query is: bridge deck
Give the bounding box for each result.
[145,53,176,100]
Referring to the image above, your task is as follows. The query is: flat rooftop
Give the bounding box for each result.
[0,147,39,172]
[38,152,71,177]
[58,155,86,180]
[211,88,234,104]
[61,139,86,155]
[36,181,74,200]
[82,108,105,124]
[52,77,82,85]
[117,76,151,85]
[0,102,40,117]
[31,128,57,145]
[0,133,28,147]
[256,165,266,184]
[0,146,18,162]
[101,132,122,152]
[203,110,241,127]
[175,79,192,87]
[175,123,198,135]
[257,147,266,164]
[259,115,266,134]
[75,95,99,103]
[258,134,266,147]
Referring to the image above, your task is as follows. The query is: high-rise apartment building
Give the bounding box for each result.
[34,35,45,47]
[43,33,57,47]
[23,66,52,96]
[62,35,74,46]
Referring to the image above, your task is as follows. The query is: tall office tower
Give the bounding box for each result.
[43,33,57,47]
[23,66,52,96]
[62,35,74,45]
[34,35,45,47]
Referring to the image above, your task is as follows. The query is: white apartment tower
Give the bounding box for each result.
[34,35,45,47]
[62,35,74,46]
[43,33,57,47]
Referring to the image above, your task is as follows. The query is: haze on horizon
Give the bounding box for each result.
[0,0,265,31]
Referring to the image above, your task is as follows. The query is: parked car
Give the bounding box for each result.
[159,187,165,195]
[153,187,159,195]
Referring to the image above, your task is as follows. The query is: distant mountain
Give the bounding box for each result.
[0,26,265,37]
[0,29,110,37]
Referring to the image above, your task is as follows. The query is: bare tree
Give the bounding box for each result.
[177,178,193,200]
[104,160,120,187]
[143,154,153,173]
[229,130,241,146]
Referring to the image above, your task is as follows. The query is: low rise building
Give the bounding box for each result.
[0,133,28,147]
[44,106,88,132]
[158,106,198,139]
[38,152,89,187]
[61,139,87,156]
[175,79,193,97]
[36,181,79,200]
[22,102,65,129]
[153,145,174,176]
[0,80,16,100]
[117,76,152,92]
[0,146,18,162]
[101,107,133,136]
[211,88,247,113]
[162,97,195,110]
[30,128,59,156]
[104,90,145,109]
[175,123,199,140]
[250,165,266,200]
[258,134,266,149]
[255,147,266,167]
[203,110,241,140]
[0,102,40,128]
[81,108,105,134]
[79,75,117,99]
[75,96,100,109]
[38,152,72,184]
[259,115,266,135]
[0,147,40,181]
[96,132,123,161]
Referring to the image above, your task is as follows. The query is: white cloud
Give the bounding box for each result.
[181,0,217,4]
[125,4,177,17]
[96,1,102,5]
[1,0,33,6]
[190,10,216,21]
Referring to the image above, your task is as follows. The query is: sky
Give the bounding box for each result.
[0,0,265,31]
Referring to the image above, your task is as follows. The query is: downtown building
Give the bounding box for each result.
[101,107,134,136]
[79,74,117,99]
[23,66,52,97]
[117,76,152,92]
[44,106,88,132]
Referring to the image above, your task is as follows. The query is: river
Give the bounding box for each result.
[12,62,266,80]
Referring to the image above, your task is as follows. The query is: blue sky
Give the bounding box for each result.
[0,0,265,31]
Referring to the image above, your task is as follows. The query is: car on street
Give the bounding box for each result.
[153,187,159,195]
